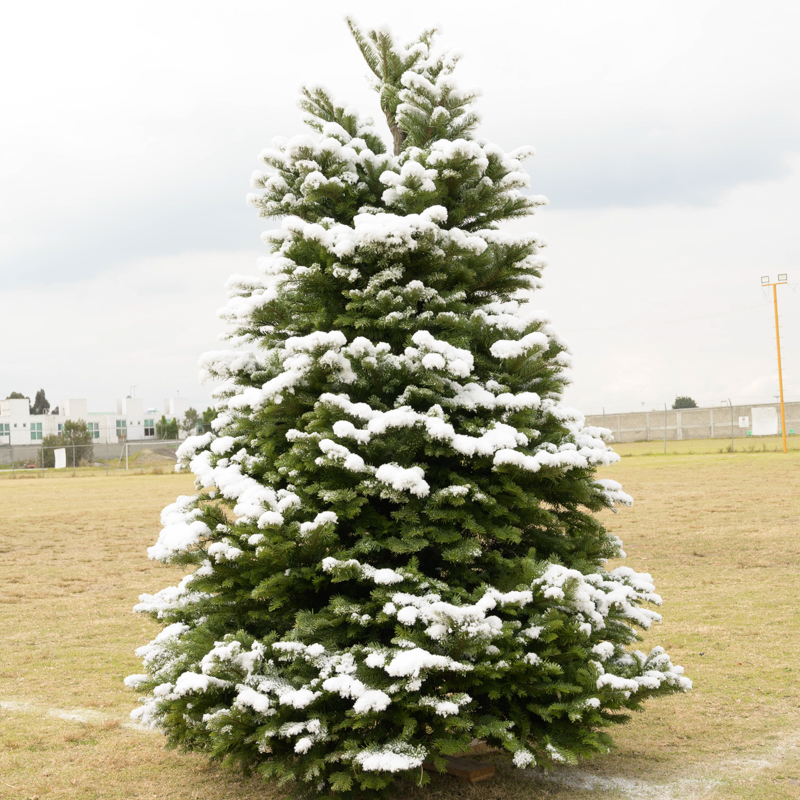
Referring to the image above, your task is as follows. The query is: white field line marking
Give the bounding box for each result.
[528,768,719,800]
[528,724,800,800]
[2,697,798,797]
[0,700,155,733]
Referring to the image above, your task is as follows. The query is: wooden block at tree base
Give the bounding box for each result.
[452,739,493,758]
[423,755,495,783]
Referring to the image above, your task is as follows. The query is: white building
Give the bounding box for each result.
[0,397,195,446]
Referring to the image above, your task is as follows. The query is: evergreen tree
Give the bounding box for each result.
[181,407,201,437]
[200,406,217,432]
[31,388,50,415]
[156,415,179,440]
[672,396,697,409]
[129,22,689,799]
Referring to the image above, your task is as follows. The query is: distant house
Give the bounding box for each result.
[0,396,192,446]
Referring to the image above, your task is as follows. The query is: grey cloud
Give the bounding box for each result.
[521,110,800,209]
[5,103,799,292]
[2,153,270,289]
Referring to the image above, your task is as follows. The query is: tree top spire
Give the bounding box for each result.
[345,18,478,155]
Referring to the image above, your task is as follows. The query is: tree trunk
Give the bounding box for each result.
[385,110,406,155]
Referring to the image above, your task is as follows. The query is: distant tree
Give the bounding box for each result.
[7,392,27,400]
[156,415,179,440]
[51,406,59,415]
[31,389,50,415]
[61,420,94,465]
[37,420,93,468]
[180,407,201,436]
[38,435,60,468]
[672,396,698,409]
[200,406,216,432]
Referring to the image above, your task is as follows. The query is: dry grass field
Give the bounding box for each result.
[612,434,800,457]
[1,451,799,799]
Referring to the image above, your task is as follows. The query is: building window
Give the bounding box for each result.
[31,422,43,441]
[58,424,63,433]
[87,422,100,440]
[144,419,155,437]
[116,419,127,441]
[0,422,9,441]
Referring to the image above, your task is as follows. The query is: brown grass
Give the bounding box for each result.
[612,434,800,457]
[584,451,800,798]
[1,454,799,799]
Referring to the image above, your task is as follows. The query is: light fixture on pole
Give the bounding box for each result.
[761,274,789,453]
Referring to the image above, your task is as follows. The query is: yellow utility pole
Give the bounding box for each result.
[761,274,788,453]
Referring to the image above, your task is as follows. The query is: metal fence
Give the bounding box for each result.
[0,440,181,476]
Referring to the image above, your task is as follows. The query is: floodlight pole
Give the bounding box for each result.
[761,276,788,453]
[773,282,788,453]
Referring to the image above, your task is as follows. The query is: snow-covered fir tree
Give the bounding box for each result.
[127,21,690,799]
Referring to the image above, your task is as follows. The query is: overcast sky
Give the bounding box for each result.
[2,0,798,417]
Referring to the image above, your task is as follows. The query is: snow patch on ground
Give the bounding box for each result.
[527,725,800,799]
[1,697,798,795]
[0,699,156,734]
[527,768,719,799]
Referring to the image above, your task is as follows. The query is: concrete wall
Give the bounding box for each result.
[586,402,800,443]
[164,397,190,418]
[63,399,88,419]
